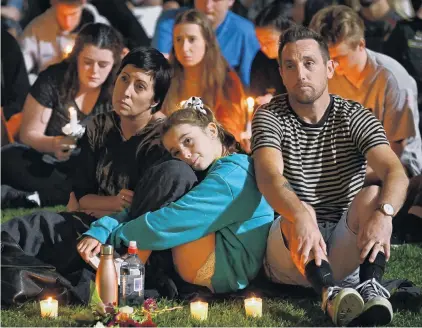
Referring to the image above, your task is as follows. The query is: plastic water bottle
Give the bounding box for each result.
[119,241,145,306]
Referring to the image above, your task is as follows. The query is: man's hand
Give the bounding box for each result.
[357,211,392,263]
[77,237,102,262]
[290,216,327,272]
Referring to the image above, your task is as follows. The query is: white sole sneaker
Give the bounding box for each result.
[328,288,365,326]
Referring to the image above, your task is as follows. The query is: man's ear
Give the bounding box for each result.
[358,38,366,51]
[327,59,335,79]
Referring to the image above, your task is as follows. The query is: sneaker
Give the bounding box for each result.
[1,185,40,209]
[322,286,364,326]
[355,278,393,326]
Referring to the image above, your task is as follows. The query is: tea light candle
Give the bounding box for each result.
[244,297,262,318]
[68,106,78,131]
[119,306,134,321]
[40,297,58,318]
[190,301,208,321]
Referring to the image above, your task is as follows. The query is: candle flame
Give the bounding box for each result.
[246,97,254,108]
[47,297,52,302]
[64,44,73,56]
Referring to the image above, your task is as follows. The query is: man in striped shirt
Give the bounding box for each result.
[252,26,409,326]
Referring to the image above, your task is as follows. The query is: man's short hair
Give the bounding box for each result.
[55,0,84,4]
[278,25,330,65]
[309,5,365,47]
[254,1,294,32]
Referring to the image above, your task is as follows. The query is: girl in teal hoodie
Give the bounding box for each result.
[78,97,274,293]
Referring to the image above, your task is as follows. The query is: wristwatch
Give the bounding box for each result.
[378,203,395,217]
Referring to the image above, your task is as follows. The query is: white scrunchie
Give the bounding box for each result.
[183,96,206,114]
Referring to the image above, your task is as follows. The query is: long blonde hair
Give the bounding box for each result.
[162,9,231,114]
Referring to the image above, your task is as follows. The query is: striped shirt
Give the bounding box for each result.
[251,94,389,222]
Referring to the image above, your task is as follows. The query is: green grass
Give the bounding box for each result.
[1,208,422,327]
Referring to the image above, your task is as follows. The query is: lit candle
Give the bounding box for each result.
[119,306,134,321]
[246,97,255,122]
[68,106,78,131]
[190,301,208,321]
[40,297,58,318]
[244,297,262,318]
[63,44,73,59]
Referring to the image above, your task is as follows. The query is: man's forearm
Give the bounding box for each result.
[379,169,409,216]
[257,172,312,223]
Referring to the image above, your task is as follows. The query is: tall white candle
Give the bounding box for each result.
[68,107,78,131]
[40,297,58,318]
[246,97,255,122]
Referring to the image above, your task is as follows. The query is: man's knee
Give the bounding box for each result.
[348,185,381,231]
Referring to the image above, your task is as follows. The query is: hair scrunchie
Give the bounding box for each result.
[183,96,206,115]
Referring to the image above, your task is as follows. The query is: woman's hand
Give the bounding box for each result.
[52,136,76,161]
[77,236,102,262]
[114,189,134,211]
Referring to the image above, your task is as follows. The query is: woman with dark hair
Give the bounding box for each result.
[78,97,274,294]
[1,48,198,305]
[1,23,124,208]
[251,1,294,105]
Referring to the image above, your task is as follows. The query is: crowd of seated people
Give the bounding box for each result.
[1,0,422,327]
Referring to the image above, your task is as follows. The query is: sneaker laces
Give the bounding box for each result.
[356,278,391,302]
[322,286,342,312]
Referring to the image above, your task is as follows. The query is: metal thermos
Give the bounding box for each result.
[96,244,118,305]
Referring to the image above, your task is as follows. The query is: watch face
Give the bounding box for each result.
[382,204,394,216]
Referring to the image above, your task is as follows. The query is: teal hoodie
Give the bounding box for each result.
[83,153,274,293]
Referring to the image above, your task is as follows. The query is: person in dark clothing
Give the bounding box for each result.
[0,47,198,299]
[384,0,422,131]
[91,0,151,49]
[1,28,30,145]
[250,1,293,106]
[1,27,30,119]
[1,23,124,208]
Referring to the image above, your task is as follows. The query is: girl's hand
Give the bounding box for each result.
[77,237,102,262]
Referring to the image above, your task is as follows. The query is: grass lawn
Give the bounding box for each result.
[1,207,422,327]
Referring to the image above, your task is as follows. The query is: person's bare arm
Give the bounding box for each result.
[253,147,326,265]
[78,189,134,214]
[358,144,409,261]
[253,147,310,221]
[19,94,75,159]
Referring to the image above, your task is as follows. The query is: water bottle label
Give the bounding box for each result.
[129,269,140,275]
[133,277,143,292]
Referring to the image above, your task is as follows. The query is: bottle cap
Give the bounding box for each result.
[101,244,114,255]
[128,241,137,254]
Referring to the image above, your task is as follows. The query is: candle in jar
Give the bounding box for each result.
[190,301,208,321]
[119,306,134,321]
[40,297,58,318]
[68,106,78,131]
[244,297,262,318]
